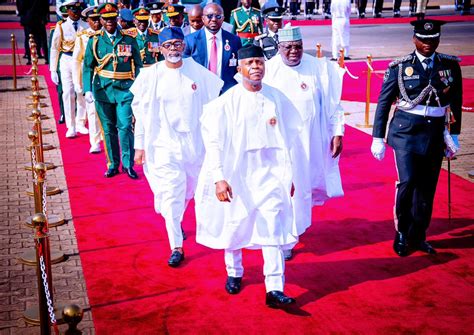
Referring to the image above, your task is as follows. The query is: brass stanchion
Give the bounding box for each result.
[24,131,65,228]
[19,143,66,265]
[23,212,65,329]
[316,43,322,58]
[63,304,84,335]
[357,54,374,128]
[11,33,17,90]
[338,49,351,116]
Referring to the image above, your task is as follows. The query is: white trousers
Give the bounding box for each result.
[331,18,350,59]
[85,100,101,147]
[59,54,86,131]
[224,247,285,292]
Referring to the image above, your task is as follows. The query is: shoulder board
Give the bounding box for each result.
[252,7,260,11]
[231,8,240,12]
[121,28,138,38]
[77,30,88,37]
[389,54,413,68]
[437,53,461,62]
[148,28,159,35]
[254,33,268,41]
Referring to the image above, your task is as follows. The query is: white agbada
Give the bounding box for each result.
[331,0,351,59]
[264,53,345,235]
[130,58,223,249]
[195,83,302,250]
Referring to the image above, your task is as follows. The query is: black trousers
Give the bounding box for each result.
[357,0,367,13]
[393,0,402,11]
[374,0,384,14]
[23,24,48,61]
[394,149,443,242]
[289,1,300,15]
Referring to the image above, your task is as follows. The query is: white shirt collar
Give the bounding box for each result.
[415,50,435,64]
[204,27,222,41]
[105,30,117,39]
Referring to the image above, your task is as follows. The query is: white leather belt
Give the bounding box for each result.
[401,105,447,117]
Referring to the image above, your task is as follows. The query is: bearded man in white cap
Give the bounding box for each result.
[50,0,89,138]
[131,27,223,267]
[264,26,345,261]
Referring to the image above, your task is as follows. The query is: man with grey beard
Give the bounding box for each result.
[130,27,223,267]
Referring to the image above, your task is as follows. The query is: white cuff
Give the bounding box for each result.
[212,170,225,184]
[134,135,145,150]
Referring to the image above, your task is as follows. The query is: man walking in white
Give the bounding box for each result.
[195,45,301,308]
[50,0,89,138]
[72,5,101,153]
[331,0,351,60]
[264,26,345,260]
[131,27,223,267]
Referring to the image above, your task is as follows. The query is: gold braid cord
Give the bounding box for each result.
[92,36,118,72]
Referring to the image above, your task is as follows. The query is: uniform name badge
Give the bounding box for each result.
[148,42,160,53]
[229,53,237,67]
[117,44,132,57]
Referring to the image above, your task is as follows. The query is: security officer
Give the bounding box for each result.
[254,3,283,60]
[82,2,143,179]
[165,4,190,36]
[126,7,161,66]
[230,0,263,47]
[147,1,167,31]
[50,0,89,138]
[371,20,462,257]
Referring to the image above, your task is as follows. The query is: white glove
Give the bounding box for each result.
[371,137,386,161]
[74,85,83,95]
[85,91,95,104]
[51,71,59,85]
[444,129,459,158]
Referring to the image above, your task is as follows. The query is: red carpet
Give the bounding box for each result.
[343,55,474,110]
[5,64,474,333]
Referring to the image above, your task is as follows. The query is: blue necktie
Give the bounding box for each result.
[73,21,78,31]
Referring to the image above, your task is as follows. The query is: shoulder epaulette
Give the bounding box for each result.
[148,28,159,35]
[254,33,268,41]
[77,30,88,37]
[437,53,461,62]
[252,7,261,11]
[389,54,413,68]
[121,28,138,38]
[231,8,240,12]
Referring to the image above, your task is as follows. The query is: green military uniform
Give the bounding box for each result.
[230,6,263,47]
[128,7,162,66]
[49,22,66,123]
[83,3,143,173]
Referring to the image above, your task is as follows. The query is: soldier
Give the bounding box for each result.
[254,3,283,60]
[118,8,134,29]
[289,0,301,19]
[82,2,143,179]
[72,5,102,154]
[230,0,263,47]
[147,1,167,31]
[127,7,161,66]
[166,4,191,36]
[50,0,89,139]
[371,20,462,257]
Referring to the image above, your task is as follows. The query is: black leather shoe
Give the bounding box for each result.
[393,232,408,257]
[58,113,65,124]
[104,168,119,178]
[416,241,437,254]
[168,250,184,267]
[266,291,296,308]
[122,167,138,179]
[225,276,242,294]
[284,249,293,261]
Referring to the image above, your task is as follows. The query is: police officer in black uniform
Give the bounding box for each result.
[371,20,463,257]
[254,3,283,60]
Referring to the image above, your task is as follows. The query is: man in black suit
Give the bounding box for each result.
[371,20,463,257]
[16,0,50,64]
[184,3,242,94]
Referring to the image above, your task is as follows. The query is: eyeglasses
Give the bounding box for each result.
[279,43,303,51]
[205,14,223,20]
[161,41,184,49]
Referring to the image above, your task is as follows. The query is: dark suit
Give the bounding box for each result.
[184,28,242,94]
[373,51,462,242]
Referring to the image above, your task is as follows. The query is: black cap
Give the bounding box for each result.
[261,3,284,19]
[411,19,446,39]
[238,45,264,60]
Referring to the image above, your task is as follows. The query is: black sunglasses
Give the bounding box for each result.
[205,14,223,20]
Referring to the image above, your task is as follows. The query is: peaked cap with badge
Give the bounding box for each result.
[411,19,446,39]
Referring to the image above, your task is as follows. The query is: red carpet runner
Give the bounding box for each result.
[18,63,474,333]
